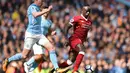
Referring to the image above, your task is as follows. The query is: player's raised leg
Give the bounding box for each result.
[2,36,38,71]
[24,43,47,72]
[49,48,79,73]
[2,48,31,71]
[72,44,85,73]
[58,50,78,68]
[38,36,66,72]
[24,54,43,72]
[58,39,85,73]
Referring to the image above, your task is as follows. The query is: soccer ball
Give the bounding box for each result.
[85,65,94,73]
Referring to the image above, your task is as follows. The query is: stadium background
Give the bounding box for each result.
[0,0,130,73]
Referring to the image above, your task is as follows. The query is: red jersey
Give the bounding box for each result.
[69,15,92,42]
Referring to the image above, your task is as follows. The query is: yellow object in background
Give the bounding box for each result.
[12,10,20,20]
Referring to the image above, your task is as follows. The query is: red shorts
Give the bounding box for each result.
[69,38,82,52]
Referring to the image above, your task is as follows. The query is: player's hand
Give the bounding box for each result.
[48,5,53,11]
[51,31,56,36]
[42,9,48,11]
[64,41,69,47]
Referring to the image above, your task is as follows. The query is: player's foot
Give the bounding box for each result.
[49,68,55,73]
[56,65,72,73]
[24,62,30,73]
[49,67,70,73]
[49,65,72,73]
[2,58,9,71]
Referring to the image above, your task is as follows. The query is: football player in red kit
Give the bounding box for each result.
[49,5,92,73]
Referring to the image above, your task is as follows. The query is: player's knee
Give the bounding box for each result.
[76,44,85,52]
[22,49,30,59]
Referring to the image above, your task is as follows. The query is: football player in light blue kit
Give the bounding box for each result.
[2,0,61,72]
[24,8,52,72]
[24,8,67,73]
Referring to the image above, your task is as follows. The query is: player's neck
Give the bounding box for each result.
[81,14,88,21]
[33,2,38,6]
[85,16,89,19]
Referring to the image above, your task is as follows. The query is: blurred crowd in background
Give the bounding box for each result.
[0,0,130,73]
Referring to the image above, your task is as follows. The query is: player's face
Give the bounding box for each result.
[43,8,49,17]
[82,6,91,17]
[37,0,44,7]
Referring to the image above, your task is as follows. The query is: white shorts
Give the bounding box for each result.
[24,31,50,54]
[33,43,45,54]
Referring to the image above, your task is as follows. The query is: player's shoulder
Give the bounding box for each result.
[28,4,33,10]
[29,4,37,9]
[72,15,83,21]
[29,4,34,8]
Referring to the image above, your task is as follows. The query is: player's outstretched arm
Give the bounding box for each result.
[64,24,72,36]
[63,24,72,47]
[32,5,52,18]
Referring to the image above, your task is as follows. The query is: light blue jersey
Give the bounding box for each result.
[27,3,42,34]
[41,16,52,35]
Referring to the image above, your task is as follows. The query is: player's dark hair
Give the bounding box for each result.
[81,3,90,8]
[87,6,91,13]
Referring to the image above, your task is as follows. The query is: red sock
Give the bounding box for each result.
[38,62,42,72]
[38,60,44,72]
[58,60,72,68]
[73,51,85,72]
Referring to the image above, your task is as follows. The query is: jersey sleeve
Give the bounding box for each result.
[69,16,79,26]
